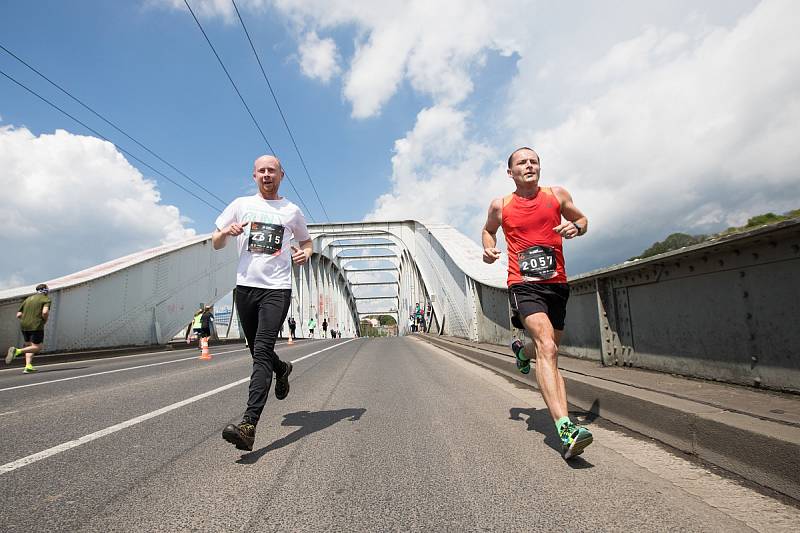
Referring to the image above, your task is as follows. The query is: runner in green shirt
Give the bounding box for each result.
[6,283,52,373]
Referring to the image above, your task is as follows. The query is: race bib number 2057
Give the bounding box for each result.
[248,222,285,255]
[518,245,557,281]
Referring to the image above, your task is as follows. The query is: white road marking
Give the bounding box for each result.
[0,410,18,417]
[0,347,250,393]
[0,340,307,374]
[0,338,357,475]
[416,338,800,532]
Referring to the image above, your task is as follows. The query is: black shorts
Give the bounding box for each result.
[22,330,45,344]
[508,283,570,331]
[199,328,211,337]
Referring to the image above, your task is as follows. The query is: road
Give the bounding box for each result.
[1,336,798,532]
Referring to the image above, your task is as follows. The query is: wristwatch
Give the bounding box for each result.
[573,221,583,235]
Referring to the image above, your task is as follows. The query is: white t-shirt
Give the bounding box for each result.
[215,195,310,289]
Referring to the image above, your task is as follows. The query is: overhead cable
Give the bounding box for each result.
[0,68,222,213]
[183,0,317,222]
[231,0,331,222]
[0,42,229,209]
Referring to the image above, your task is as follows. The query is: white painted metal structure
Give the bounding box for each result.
[0,235,238,353]
[301,221,509,340]
[0,220,512,352]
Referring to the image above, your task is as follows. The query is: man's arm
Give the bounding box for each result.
[291,239,312,265]
[212,222,249,250]
[482,198,503,263]
[41,305,50,322]
[552,186,588,239]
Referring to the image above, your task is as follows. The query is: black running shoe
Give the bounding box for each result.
[222,418,256,451]
[275,361,292,400]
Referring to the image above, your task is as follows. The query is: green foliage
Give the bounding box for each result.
[632,233,706,260]
[744,212,783,227]
[631,208,799,260]
[378,315,397,326]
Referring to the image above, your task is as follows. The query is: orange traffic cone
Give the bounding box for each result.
[199,337,212,360]
[287,335,294,345]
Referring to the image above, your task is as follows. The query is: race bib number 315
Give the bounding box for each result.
[518,245,557,280]
[248,222,285,255]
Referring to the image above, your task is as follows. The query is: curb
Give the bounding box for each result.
[418,334,800,501]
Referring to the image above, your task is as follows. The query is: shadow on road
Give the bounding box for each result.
[509,402,598,469]
[237,408,366,464]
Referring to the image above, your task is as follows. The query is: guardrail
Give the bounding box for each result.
[559,220,800,392]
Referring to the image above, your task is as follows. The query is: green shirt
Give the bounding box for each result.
[19,293,51,331]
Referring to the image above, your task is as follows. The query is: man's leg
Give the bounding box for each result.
[243,289,292,424]
[522,313,593,458]
[222,288,262,450]
[522,313,568,421]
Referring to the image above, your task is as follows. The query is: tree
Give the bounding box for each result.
[631,233,706,260]
[378,315,396,326]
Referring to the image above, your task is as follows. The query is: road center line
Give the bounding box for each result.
[0,338,356,475]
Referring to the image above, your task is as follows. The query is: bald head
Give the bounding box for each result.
[254,154,282,172]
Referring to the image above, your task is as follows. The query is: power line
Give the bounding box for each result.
[183,0,317,222]
[0,68,223,213]
[231,0,331,222]
[0,42,228,208]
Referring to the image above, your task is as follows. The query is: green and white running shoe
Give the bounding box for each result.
[560,422,593,459]
[6,347,18,365]
[510,339,530,375]
[23,365,37,374]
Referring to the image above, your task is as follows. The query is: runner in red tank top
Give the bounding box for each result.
[482,147,593,460]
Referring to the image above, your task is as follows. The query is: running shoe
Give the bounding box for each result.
[222,418,256,451]
[511,339,530,375]
[6,346,17,364]
[275,361,293,400]
[23,365,37,374]
[560,422,593,459]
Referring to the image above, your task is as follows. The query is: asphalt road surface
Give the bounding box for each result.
[1,336,798,532]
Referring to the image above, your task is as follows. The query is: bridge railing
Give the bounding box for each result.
[559,220,800,392]
[0,235,237,353]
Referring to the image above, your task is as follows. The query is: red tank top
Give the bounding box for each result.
[502,188,567,286]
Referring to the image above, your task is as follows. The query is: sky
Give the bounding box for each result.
[1,0,799,290]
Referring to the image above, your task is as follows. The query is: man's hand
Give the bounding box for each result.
[553,221,580,239]
[16,311,22,320]
[291,245,309,265]
[483,247,502,264]
[225,221,249,236]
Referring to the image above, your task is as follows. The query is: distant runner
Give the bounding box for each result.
[6,283,52,373]
[482,147,593,459]
[200,305,214,345]
[287,316,297,340]
[213,154,312,452]
[308,317,316,338]
[322,318,328,338]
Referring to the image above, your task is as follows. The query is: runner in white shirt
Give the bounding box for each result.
[213,154,312,452]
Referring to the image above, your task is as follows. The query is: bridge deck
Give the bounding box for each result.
[1,337,797,531]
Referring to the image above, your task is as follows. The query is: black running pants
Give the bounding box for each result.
[235,286,292,424]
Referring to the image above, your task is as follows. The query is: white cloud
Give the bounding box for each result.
[149,0,268,23]
[155,0,799,274]
[366,105,500,230]
[516,0,800,269]
[298,31,341,83]
[270,0,524,118]
[0,125,195,289]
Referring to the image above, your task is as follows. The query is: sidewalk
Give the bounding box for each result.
[418,334,800,501]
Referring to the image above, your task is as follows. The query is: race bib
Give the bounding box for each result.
[248,222,285,255]
[518,245,557,280]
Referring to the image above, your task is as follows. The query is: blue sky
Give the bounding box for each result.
[2,0,799,289]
